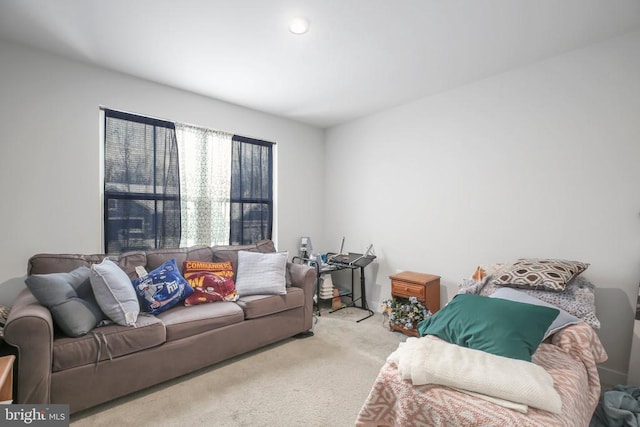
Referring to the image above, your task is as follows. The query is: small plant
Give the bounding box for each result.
[381,296,431,330]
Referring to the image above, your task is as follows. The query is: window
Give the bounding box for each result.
[230,136,274,245]
[104,110,181,254]
[103,109,274,253]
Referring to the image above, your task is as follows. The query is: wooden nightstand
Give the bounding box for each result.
[0,355,15,403]
[390,271,441,313]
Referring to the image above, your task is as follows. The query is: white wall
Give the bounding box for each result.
[324,30,640,385]
[2,29,640,386]
[0,39,324,305]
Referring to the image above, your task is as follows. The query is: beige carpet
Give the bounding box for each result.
[71,306,406,427]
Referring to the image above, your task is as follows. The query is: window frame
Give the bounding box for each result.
[103,109,181,253]
[102,108,275,253]
[230,135,274,245]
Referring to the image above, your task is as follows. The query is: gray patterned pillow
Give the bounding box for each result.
[463,275,601,329]
[516,276,600,329]
[493,258,589,292]
[489,287,582,338]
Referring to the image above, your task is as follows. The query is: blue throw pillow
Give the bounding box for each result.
[132,259,194,315]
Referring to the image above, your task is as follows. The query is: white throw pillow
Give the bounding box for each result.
[90,258,140,326]
[235,251,288,297]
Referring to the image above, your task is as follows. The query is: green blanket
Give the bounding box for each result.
[591,385,640,427]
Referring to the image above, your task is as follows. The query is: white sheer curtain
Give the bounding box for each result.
[175,123,232,246]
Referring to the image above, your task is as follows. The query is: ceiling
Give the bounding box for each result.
[1,1,639,128]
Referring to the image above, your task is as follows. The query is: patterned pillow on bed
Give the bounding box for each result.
[518,276,600,329]
[465,274,600,329]
[493,258,589,292]
[489,287,582,338]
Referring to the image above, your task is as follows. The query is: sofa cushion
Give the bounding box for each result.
[90,258,140,326]
[116,251,148,280]
[28,253,106,275]
[146,246,213,273]
[52,314,166,372]
[25,267,106,337]
[236,286,304,319]
[132,259,194,315]
[211,240,276,274]
[235,251,288,296]
[28,252,151,279]
[155,302,244,342]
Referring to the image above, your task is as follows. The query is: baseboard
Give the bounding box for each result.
[598,365,627,387]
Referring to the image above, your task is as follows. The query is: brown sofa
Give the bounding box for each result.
[3,240,315,414]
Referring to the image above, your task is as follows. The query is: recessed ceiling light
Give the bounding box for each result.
[289,17,310,35]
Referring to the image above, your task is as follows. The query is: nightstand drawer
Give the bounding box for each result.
[389,271,441,313]
[391,281,425,300]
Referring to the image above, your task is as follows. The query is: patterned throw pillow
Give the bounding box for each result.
[183,261,237,306]
[132,259,194,315]
[461,273,601,329]
[515,276,601,329]
[493,258,589,292]
[489,288,581,338]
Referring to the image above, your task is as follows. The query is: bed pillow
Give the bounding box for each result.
[493,258,589,292]
[90,258,140,326]
[25,266,106,337]
[489,287,581,339]
[132,259,193,315]
[183,260,238,305]
[516,276,600,329]
[417,294,559,362]
[477,274,601,329]
[235,251,288,297]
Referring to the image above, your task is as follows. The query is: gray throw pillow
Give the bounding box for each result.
[90,258,140,326]
[25,266,106,337]
[235,251,288,297]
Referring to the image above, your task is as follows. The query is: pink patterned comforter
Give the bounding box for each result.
[355,322,607,427]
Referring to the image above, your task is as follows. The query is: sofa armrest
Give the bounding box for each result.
[287,262,315,290]
[287,262,316,331]
[4,288,54,404]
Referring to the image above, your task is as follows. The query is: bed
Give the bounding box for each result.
[356,259,608,427]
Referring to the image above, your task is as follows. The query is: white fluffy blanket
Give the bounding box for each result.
[387,336,562,414]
